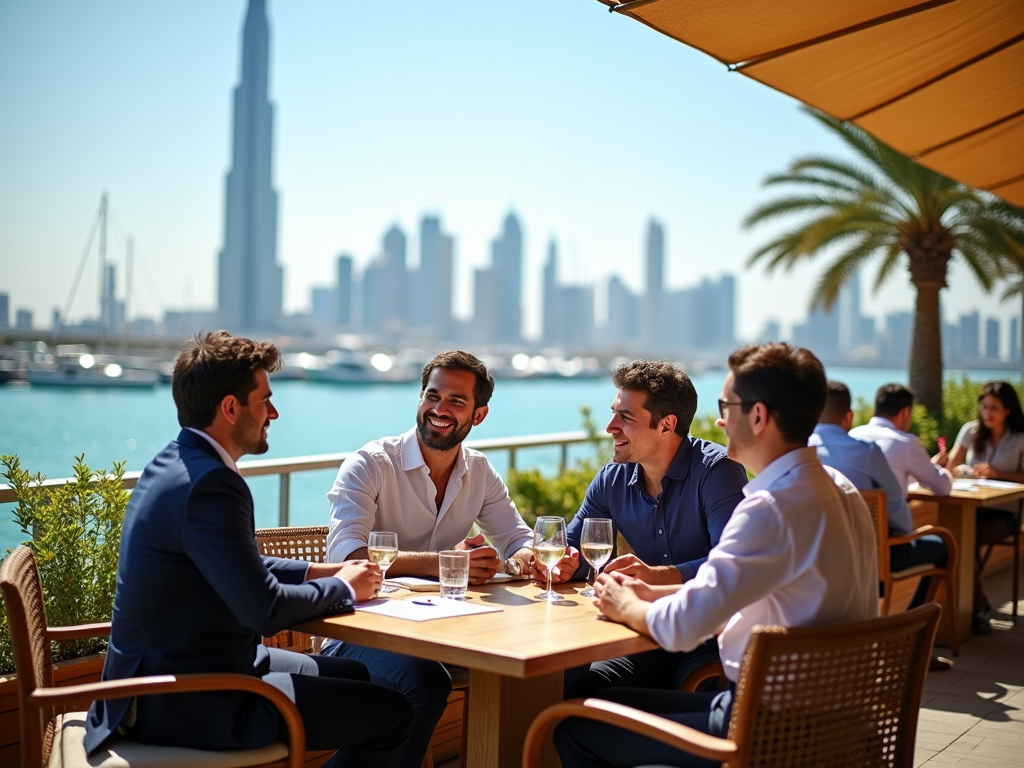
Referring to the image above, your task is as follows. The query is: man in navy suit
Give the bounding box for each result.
[86,331,412,767]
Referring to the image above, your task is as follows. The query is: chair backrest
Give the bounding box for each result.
[859,489,890,581]
[0,546,58,767]
[255,526,330,562]
[727,603,940,768]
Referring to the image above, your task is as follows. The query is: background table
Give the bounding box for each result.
[296,580,657,768]
[907,480,1024,643]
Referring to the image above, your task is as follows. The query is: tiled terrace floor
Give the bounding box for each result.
[438,567,1024,768]
[916,565,1024,767]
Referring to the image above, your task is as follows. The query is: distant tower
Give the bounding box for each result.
[493,212,523,343]
[416,215,454,335]
[643,220,664,349]
[217,0,282,332]
[335,254,353,327]
[542,239,559,344]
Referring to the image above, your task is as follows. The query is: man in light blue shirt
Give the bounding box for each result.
[809,381,948,622]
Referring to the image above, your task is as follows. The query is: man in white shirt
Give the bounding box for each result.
[849,383,952,495]
[554,343,878,768]
[323,350,536,767]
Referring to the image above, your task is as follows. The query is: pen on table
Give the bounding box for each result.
[411,599,438,606]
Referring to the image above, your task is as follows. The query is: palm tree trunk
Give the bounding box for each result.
[909,281,944,416]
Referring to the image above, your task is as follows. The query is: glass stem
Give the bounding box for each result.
[546,566,553,596]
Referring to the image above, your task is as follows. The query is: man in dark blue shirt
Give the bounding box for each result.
[553,360,748,697]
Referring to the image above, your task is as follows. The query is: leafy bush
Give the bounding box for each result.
[0,454,129,673]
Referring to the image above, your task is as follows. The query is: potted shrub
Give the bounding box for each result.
[0,454,128,768]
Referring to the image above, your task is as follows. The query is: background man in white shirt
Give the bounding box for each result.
[323,350,536,767]
[554,343,878,768]
[849,383,952,495]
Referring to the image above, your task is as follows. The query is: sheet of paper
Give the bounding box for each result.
[354,596,504,621]
[951,478,1023,492]
[384,572,528,592]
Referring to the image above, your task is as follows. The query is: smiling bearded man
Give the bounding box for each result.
[322,349,535,767]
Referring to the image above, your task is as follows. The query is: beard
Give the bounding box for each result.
[416,409,473,451]
[233,408,270,456]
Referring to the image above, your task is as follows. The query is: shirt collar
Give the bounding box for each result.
[400,426,467,478]
[813,423,849,438]
[869,416,900,431]
[626,437,693,488]
[185,427,239,474]
[744,446,819,497]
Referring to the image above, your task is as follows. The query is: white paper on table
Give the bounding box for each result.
[953,478,1023,490]
[354,596,504,622]
[384,572,527,592]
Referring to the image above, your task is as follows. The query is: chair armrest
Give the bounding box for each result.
[522,698,737,768]
[29,673,304,768]
[889,525,958,570]
[47,622,112,641]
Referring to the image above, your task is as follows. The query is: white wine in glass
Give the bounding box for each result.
[533,516,567,602]
[580,518,613,597]
[367,531,399,593]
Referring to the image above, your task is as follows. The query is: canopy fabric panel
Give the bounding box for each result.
[601,0,1024,206]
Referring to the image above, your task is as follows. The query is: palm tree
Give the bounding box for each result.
[745,109,1024,416]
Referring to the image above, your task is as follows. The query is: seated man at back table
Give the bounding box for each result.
[849,383,953,495]
[810,380,950,669]
[555,343,878,768]
[543,360,748,697]
[323,349,536,767]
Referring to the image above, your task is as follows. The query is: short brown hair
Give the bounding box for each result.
[727,343,826,444]
[821,380,852,422]
[172,330,282,429]
[420,350,495,408]
[874,384,914,418]
[611,360,697,436]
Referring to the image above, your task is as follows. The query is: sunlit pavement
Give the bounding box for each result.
[916,565,1024,767]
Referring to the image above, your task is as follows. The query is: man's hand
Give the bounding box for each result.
[335,559,383,602]
[456,533,500,584]
[603,554,682,585]
[593,571,651,635]
[528,546,580,584]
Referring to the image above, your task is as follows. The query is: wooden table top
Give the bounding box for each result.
[907,479,1024,506]
[295,580,659,679]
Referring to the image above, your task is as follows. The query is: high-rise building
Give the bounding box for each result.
[758,319,782,342]
[665,275,735,352]
[15,309,32,330]
[606,277,639,344]
[415,216,454,336]
[474,213,523,344]
[0,293,9,328]
[959,312,980,359]
[985,318,1000,360]
[335,254,353,328]
[793,304,840,362]
[883,311,912,361]
[1012,317,1020,362]
[642,220,664,349]
[382,224,409,326]
[541,240,594,348]
[542,240,559,345]
[217,0,282,332]
[311,287,333,326]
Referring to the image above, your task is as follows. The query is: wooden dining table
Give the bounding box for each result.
[295,579,658,768]
[907,478,1024,643]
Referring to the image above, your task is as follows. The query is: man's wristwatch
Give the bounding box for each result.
[503,556,524,577]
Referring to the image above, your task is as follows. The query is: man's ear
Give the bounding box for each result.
[659,414,678,437]
[841,409,855,432]
[472,405,489,426]
[217,394,241,426]
[750,402,770,437]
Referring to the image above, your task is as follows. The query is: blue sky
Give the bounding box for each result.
[0,0,1014,347]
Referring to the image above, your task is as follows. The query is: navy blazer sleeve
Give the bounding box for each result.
[181,466,353,637]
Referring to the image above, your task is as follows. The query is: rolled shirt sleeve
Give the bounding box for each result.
[471,457,534,559]
[326,449,382,562]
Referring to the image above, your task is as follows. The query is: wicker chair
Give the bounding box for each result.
[254,526,331,653]
[860,489,960,655]
[523,603,941,768]
[0,546,305,768]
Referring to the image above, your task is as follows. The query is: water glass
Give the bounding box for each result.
[438,550,470,599]
[580,518,613,597]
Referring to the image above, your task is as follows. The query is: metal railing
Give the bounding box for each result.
[0,430,605,526]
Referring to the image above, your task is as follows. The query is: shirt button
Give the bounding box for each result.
[663,554,668,559]
[658,529,663,535]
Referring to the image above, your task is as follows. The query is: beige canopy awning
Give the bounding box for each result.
[599,0,1024,206]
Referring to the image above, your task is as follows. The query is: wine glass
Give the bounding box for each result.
[580,518,613,597]
[533,516,567,602]
[367,531,399,593]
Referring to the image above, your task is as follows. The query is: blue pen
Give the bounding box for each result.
[411,599,438,606]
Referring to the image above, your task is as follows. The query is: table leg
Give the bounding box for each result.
[467,668,563,768]
[936,502,976,646]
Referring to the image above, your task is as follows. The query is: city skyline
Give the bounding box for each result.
[0,1,1018,345]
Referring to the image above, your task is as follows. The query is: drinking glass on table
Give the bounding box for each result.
[438,550,470,599]
[579,518,613,597]
[367,531,399,593]
[533,516,567,602]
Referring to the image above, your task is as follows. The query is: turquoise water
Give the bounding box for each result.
[0,366,1012,553]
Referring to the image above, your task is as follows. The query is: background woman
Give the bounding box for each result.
[945,381,1024,634]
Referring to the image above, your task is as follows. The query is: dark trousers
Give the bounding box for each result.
[263,648,413,768]
[554,686,734,768]
[889,533,948,609]
[563,638,722,698]
[319,640,452,768]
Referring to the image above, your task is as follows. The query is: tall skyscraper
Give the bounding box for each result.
[0,293,9,328]
[643,220,664,349]
[415,215,454,336]
[606,277,639,344]
[542,239,559,345]
[541,240,594,348]
[959,312,980,359]
[1012,317,1020,362]
[474,212,523,344]
[985,318,1000,360]
[217,0,282,332]
[335,254,353,328]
